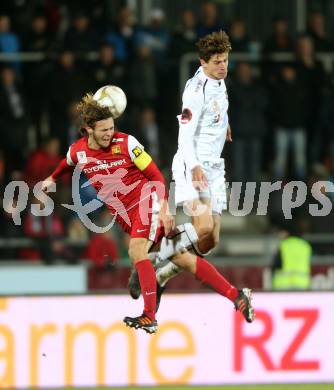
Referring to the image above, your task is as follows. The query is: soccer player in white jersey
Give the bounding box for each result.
[129,31,254,323]
[172,30,232,255]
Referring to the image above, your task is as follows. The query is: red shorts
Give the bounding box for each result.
[114,193,164,243]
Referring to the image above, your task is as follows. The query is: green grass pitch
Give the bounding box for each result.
[43,384,333,390]
[124,385,332,390]
[118,386,332,390]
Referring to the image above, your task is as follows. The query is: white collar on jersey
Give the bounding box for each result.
[198,66,224,86]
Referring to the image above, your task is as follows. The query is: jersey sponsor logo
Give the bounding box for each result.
[181,108,192,124]
[83,158,126,174]
[112,137,124,142]
[77,151,87,163]
[132,146,143,158]
[112,145,121,154]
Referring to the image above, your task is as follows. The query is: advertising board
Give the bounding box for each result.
[0,292,333,388]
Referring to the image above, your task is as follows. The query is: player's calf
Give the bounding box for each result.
[129,261,181,312]
[128,223,198,305]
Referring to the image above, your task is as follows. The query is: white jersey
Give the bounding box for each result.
[174,66,229,170]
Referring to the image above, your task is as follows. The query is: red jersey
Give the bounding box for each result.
[53,131,166,238]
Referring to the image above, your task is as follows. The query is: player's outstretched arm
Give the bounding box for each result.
[191,165,208,191]
[226,124,232,142]
[128,135,175,235]
[159,199,175,236]
[42,158,74,192]
[140,159,175,236]
[41,175,56,193]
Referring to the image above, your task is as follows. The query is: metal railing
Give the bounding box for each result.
[0,234,333,266]
[0,51,99,62]
[179,51,334,98]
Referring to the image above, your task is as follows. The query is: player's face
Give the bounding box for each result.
[91,117,115,148]
[201,52,229,80]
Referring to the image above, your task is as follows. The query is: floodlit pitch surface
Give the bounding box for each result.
[36,384,334,390]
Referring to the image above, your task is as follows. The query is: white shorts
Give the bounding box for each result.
[172,155,227,214]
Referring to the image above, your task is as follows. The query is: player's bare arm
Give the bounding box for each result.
[226,124,232,142]
[159,199,175,236]
[41,175,55,192]
[41,156,74,192]
[191,165,208,191]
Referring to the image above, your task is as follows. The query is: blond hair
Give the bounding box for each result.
[77,93,112,130]
[196,30,232,62]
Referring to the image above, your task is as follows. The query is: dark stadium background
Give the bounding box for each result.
[0,0,333,389]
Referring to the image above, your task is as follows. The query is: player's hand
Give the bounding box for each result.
[191,165,208,191]
[159,200,175,236]
[41,176,55,193]
[226,125,232,142]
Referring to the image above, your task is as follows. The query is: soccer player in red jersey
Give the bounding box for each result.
[42,94,174,334]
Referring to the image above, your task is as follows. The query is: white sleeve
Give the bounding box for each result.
[177,88,203,170]
[127,135,145,161]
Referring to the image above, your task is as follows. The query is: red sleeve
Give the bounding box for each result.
[141,160,167,200]
[51,158,74,180]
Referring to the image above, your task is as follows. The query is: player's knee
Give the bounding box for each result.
[196,223,214,240]
[196,230,220,254]
[128,242,148,262]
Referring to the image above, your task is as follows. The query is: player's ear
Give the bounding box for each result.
[199,58,207,67]
[85,126,93,135]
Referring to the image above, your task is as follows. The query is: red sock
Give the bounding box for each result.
[135,259,156,320]
[195,257,239,302]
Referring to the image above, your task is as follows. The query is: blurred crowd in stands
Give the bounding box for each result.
[0,0,334,278]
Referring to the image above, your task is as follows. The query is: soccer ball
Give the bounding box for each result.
[93,85,127,119]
